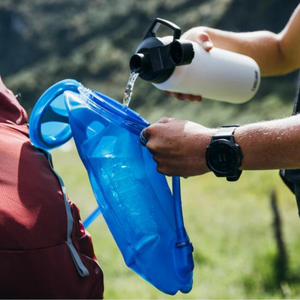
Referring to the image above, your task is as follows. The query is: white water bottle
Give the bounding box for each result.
[130,18,260,104]
[154,40,260,103]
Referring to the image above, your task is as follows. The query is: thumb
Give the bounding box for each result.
[197,32,213,51]
[157,116,172,124]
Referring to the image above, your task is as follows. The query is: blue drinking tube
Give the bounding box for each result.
[82,206,101,228]
[173,176,189,247]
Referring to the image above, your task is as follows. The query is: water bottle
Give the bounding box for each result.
[29,79,194,295]
[130,18,260,103]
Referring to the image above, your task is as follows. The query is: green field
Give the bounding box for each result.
[51,141,300,299]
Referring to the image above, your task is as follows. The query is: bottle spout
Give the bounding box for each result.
[129,48,174,83]
[130,53,150,74]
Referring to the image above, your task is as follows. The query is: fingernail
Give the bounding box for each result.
[203,41,213,50]
[139,129,148,146]
[158,117,170,123]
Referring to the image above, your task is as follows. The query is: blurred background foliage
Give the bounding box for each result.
[2,0,300,298]
[1,0,299,125]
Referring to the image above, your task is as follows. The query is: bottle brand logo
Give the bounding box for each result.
[251,70,259,91]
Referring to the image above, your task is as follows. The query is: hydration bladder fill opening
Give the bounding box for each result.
[29,79,82,150]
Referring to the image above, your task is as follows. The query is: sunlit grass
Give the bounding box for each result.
[51,142,300,299]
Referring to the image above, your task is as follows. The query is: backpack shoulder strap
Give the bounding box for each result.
[41,149,89,277]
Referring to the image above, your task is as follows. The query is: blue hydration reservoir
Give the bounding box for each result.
[29,79,194,295]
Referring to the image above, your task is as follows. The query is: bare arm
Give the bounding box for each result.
[190,4,300,76]
[168,4,300,101]
[144,115,300,177]
[236,115,300,170]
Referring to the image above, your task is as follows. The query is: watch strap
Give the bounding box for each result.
[213,125,239,140]
[227,169,242,182]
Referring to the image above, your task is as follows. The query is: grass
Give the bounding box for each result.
[51,141,300,299]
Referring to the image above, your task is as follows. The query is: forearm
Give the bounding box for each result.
[199,4,300,77]
[235,115,300,170]
[145,115,300,177]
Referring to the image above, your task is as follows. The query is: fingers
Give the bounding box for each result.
[153,156,195,177]
[140,117,170,146]
[153,156,181,177]
[197,32,214,51]
[182,28,214,52]
[158,116,171,123]
[139,129,148,146]
[167,92,203,102]
[181,94,202,102]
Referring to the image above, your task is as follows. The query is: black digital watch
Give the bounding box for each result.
[206,125,243,181]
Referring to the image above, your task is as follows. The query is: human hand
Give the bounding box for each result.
[181,27,214,50]
[141,117,217,177]
[166,27,214,102]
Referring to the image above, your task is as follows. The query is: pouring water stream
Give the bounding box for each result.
[122,71,139,110]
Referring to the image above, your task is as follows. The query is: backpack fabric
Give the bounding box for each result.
[280,71,300,217]
[0,77,104,298]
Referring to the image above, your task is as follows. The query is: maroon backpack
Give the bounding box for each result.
[0,77,104,298]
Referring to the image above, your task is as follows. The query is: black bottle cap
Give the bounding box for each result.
[129,18,195,83]
[170,40,195,66]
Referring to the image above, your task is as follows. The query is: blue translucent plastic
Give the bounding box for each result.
[29,79,194,295]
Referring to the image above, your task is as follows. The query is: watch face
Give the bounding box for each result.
[207,140,238,173]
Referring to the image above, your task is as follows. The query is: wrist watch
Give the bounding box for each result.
[206,125,243,181]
